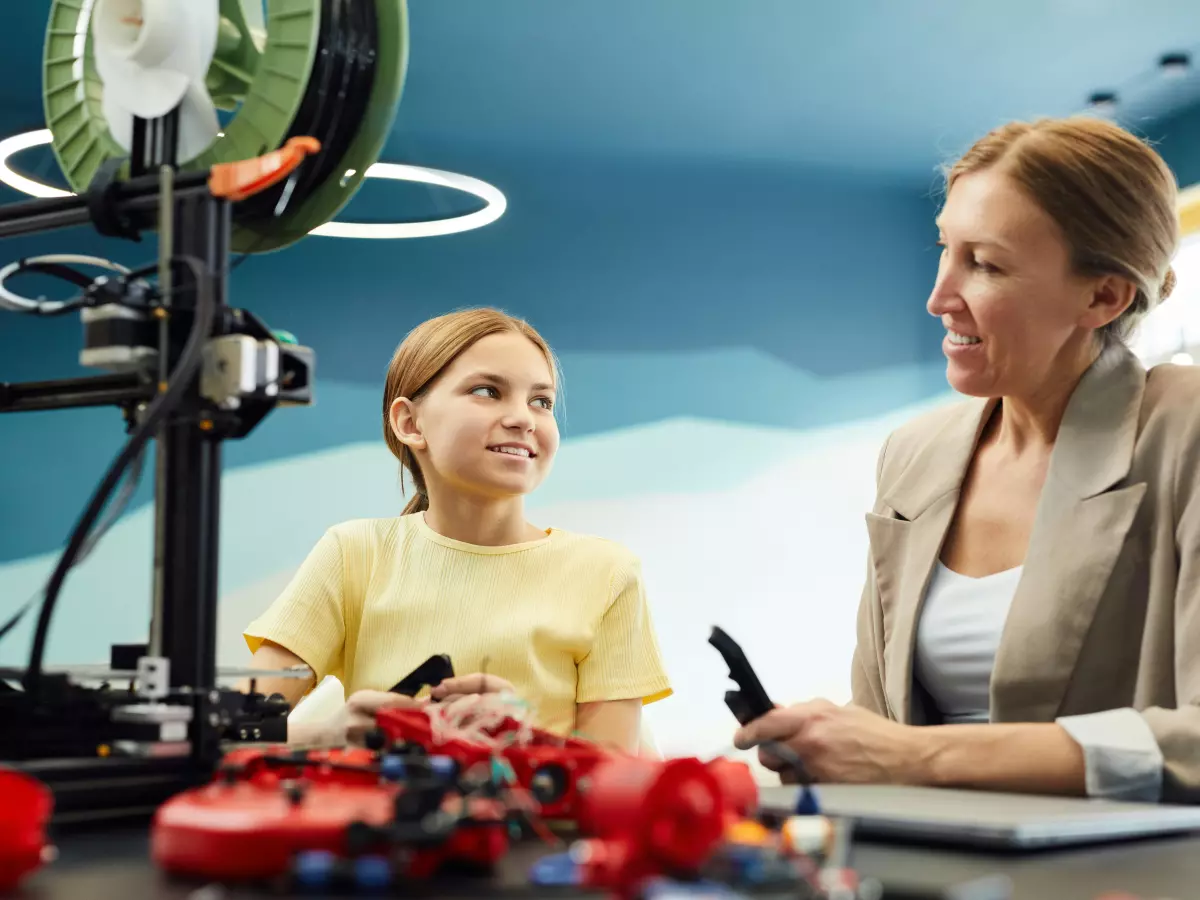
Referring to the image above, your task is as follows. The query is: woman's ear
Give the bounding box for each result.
[389,397,426,451]
[1081,273,1138,332]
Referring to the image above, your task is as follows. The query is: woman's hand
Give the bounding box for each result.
[733,698,933,785]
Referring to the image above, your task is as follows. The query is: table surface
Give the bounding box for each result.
[14,824,1200,900]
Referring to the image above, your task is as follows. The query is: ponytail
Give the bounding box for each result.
[400,446,429,515]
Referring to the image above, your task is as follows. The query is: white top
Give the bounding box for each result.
[914,560,1165,803]
[915,562,1022,724]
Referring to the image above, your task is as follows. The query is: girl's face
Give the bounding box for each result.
[391,332,559,503]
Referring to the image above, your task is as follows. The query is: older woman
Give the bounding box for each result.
[736,116,1200,804]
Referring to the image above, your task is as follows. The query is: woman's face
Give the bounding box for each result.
[391,332,560,502]
[927,167,1112,400]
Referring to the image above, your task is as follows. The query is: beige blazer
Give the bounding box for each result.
[850,343,1200,803]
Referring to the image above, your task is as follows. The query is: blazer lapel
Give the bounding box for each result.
[990,345,1148,722]
[869,395,995,724]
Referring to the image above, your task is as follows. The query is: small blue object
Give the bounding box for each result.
[724,844,759,864]
[379,755,406,782]
[794,786,821,815]
[429,755,456,779]
[739,857,767,885]
[353,855,392,890]
[528,851,580,886]
[723,844,760,879]
[293,850,335,888]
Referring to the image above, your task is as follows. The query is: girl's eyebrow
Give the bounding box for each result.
[461,371,555,393]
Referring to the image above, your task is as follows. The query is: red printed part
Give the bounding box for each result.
[374,707,434,744]
[151,781,398,881]
[403,798,510,878]
[375,707,616,824]
[578,757,727,872]
[705,757,758,818]
[208,136,322,202]
[217,747,382,789]
[374,708,491,771]
[505,742,608,821]
[0,767,53,891]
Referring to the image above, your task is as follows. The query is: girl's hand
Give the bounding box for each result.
[317,689,425,747]
[429,673,515,704]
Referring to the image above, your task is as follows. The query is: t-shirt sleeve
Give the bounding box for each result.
[243,529,347,685]
[576,556,673,705]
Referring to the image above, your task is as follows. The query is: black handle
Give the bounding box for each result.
[709,626,774,725]
[389,653,455,697]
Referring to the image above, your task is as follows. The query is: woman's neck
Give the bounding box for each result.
[421,492,543,546]
[993,340,1101,454]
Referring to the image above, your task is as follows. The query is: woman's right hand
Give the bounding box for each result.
[301,690,425,747]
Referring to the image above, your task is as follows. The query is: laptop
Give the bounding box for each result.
[758,784,1200,850]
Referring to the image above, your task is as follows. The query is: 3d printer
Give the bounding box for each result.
[0,0,407,823]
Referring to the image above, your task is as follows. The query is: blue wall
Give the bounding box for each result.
[0,151,946,565]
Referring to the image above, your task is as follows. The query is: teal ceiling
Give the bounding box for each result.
[1,1,1200,179]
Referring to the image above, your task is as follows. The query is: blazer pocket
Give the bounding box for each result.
[865,511,910,648]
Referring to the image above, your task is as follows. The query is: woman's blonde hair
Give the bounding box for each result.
[945,115,1180,345]
[382,307,560,514]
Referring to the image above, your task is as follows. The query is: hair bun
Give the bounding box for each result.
[1161,266,1177,302]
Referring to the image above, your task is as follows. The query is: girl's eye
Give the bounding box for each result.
[532,397,553,410]
[470,385,500,398]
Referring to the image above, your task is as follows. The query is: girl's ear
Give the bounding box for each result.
[389,397,426,451]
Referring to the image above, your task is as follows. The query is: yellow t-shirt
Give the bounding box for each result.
[243,514,672,736]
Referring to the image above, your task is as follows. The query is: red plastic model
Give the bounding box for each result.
[571,755,760,899]
[0,766,54,891]
[151,744,511,885]
[149,706,763,896]
[375,706,612,820]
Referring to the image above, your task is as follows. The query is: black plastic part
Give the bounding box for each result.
[82,311,157,356]
[0,372,154,413]
[109,644,147,671]
[389,653,455,696]
[529,764,569,805]
[85,158,142,242]
[709,626,775,725]
[363,727,387,751]
[9,756,205,826]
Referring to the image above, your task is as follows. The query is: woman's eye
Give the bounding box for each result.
[470,385,499,398]
[532,397,553,410]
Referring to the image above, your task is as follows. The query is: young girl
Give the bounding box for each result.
[243,307,672,751]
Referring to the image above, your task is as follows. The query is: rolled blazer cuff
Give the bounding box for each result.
[1056,707,1163,803]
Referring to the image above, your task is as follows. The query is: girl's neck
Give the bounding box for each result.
[421,494,544,546]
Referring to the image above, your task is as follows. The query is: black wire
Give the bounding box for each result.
[234,0,379,227]
[1,262,132,317]
[0,593,37,644]
[22,255,216,697]
[14,261,98,290]
[0,443,146,655]
[1,258,163,317]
